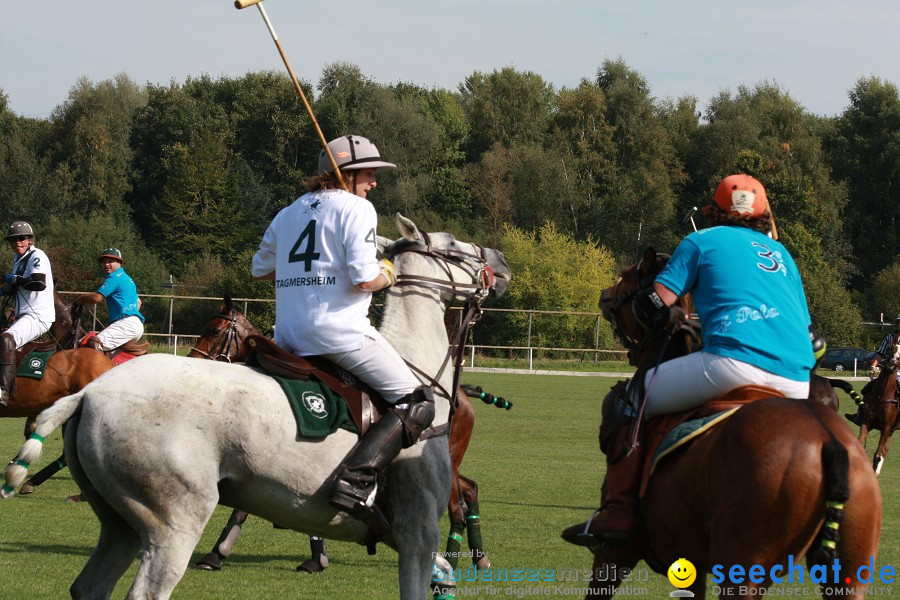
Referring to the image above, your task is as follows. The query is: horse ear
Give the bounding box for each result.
[222,295,232,313]
[638,246,657,276]
[395,213,422,243]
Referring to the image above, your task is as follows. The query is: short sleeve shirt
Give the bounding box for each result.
[655,226,815,381]
[97,268,144,323]
[251,188,380,356]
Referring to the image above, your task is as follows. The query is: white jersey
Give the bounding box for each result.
[11,246,55,326]
[252,188,381,356]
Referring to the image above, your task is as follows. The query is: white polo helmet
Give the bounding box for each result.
[317,135,396,174]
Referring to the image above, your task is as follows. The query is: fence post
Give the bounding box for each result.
[529,347,533,371]
[470,345,475,368]
[173,335,178,355]
[594,315,601,365]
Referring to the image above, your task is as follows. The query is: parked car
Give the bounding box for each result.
[820,347,870,372]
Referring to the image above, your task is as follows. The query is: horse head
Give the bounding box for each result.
[188,295,261,362]
[598,246,695,368]
[382,213,510,306]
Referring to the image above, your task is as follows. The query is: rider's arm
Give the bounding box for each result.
[6,272,48,292]
[75,292,104,306]
[652,282,678,307]
[355,259,396,292]
[254,272,275,281]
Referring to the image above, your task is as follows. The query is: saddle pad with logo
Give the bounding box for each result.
[650,407,739,474]
[275,376,359,439]
[16,350,55,380]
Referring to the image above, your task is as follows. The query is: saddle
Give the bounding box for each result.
[638,385,786,497]
[79,332,149,364]
[242,335,388,436]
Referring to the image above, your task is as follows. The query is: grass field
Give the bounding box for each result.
[0,373,896,599]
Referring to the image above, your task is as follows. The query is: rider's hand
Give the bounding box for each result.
[666,305,689,330]
[378,259,397,287]
[2,274,17,285]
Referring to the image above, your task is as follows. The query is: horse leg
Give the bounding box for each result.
[295,536,329,573]
[587,547,641,600]
[126,496,219,600]
[19,453,66,495]
[23,416,36,440]
[873,429,891,475]
[194,509,250,570]
[459,474,490,570]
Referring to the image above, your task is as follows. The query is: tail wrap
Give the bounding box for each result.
[808,440,850,564]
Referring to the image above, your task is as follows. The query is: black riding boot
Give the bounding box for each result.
[0,333,16,406]
[330,387,435,532]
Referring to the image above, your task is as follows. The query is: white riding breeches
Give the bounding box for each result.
[6,313,51,349]
[323,334,421,403]
[95,316,144,351]
[643,351,810,418]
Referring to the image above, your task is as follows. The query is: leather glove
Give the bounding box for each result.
[667,305,688,330]
[2,274,17,286]
[378,259,397,286]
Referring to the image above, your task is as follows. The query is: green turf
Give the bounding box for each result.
[0,375,895,598]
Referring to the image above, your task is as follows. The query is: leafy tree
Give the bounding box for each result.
[44,74,146,216]
[459,67,555,159]
[824,76,900,288]
[490,222,617,352]
[870,258,900,320]
[780,223,861,345]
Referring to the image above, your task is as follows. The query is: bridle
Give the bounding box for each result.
[599,253,671,359]
[387,232,498,403]
[190,310,243,362]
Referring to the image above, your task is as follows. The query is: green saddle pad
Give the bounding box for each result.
[16,350,55,380]
[651,407,740,474]
[275,376,358,439]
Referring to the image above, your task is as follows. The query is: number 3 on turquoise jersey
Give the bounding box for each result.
[289,220,320,272]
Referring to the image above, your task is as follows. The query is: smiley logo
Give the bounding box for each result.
[668,558,696,589]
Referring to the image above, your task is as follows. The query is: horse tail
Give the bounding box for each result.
[807,439,850,565]
[1,390,86,498]
[827,378,863,404]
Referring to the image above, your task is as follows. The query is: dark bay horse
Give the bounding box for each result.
[585,248,881,600]
[854,331,900,475]
[188,296,491,573]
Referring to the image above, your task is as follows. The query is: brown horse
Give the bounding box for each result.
[854,331,900,475]
[2,292,112,423]
[188,296,491,573]
[584,248,881,600]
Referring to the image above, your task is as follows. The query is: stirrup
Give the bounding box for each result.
[330,483,390,534]
[561,509,603,548]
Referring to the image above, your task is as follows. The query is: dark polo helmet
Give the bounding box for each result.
[98,247,124,263]
[317,135,396,174]
[5,221,35,239]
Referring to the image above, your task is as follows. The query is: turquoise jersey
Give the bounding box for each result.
[97,269,144,324]
[655,226,814,381]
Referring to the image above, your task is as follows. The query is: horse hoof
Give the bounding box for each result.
[296,556,328,573]
[19,484,35,495]
[195,553,223,571]
[65,494,82,503]
[473,554,491,570]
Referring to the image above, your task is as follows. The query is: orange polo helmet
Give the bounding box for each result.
[712,174,769,218]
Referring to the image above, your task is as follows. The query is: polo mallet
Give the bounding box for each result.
[234,0,348,192]
[765,196,779,240]
[683,206,698,232]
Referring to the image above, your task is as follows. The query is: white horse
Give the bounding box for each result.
[3,214,510,600]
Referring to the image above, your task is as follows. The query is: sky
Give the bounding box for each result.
[1,0,898,120]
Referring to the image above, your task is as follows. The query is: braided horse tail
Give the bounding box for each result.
[806,413,851,565]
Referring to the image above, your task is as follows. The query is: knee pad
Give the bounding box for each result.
[396,386,435,447]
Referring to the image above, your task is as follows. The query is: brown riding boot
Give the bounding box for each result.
[561,422,643,546]
[0,333,16,407]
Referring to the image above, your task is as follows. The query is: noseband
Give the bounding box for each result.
[190,310,241,362]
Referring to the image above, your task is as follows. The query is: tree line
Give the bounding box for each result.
[0,59,897,350]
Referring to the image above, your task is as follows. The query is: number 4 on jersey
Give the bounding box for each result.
[289,220,320,272]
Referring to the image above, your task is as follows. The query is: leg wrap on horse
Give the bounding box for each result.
[296,536,329,573]
[0,332,16,405]
[444,522,466,570]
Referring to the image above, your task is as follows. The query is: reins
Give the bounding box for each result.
[389,232,494,407]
